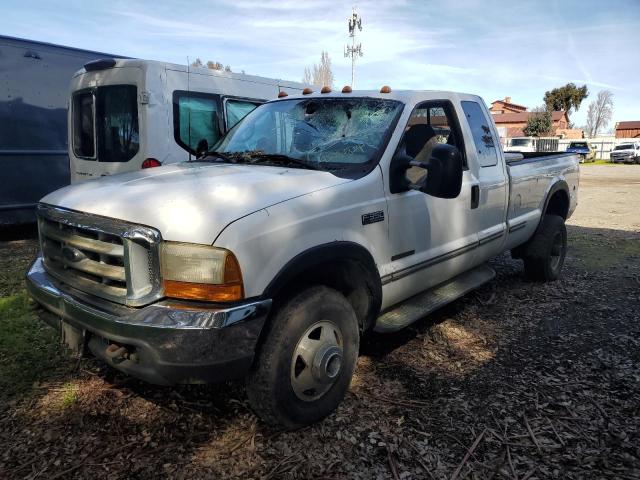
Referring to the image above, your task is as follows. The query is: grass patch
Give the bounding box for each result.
[59,382,79,408]
[582,160,625,166]
[0,293,66,402]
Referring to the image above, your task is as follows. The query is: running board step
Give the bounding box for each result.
[374,264,496,333]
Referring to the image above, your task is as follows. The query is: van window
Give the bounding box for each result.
[461,101,498,167]
[73,91,95,158]
[225,99,260,129]
[97,85,139,162]
[173,91,221,154]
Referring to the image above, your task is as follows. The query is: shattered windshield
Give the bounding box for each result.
[212,98,403,173]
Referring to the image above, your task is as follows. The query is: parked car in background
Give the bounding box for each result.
[610,142,640,164]
[69,59,306,183]
[0,36,125,226]
[504,136,559,153]
[566,141,596,163]
[28,88,579,429]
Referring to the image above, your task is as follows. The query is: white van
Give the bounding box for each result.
[504,136,559,153]
[69,59,305,182]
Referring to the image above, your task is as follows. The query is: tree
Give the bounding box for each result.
[302,66,312,85]
[303,51,334,88]
[190,59,232,72]
[585,90,614,138]
[543,83,589,117]
[523,107,553,137]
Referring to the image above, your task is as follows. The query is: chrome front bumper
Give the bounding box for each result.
[26,257,271,385]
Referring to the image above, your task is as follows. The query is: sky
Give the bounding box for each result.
[2,0,639,129]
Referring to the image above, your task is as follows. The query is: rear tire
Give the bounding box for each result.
[523,214,567,281]
[246,286,359,430]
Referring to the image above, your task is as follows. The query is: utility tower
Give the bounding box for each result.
[344,7,363,88]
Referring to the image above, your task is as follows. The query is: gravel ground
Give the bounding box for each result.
[1,165,639,479]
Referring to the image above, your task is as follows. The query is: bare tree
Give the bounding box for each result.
[302,66,312,85]
[303,51,334,88]
[585,90,614,138]
[190,58,203,68]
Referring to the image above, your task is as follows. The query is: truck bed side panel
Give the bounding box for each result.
[504,153,579,251]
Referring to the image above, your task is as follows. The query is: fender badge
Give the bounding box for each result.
[362,211,384,225]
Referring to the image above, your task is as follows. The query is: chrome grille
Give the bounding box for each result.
[37,205,162,306]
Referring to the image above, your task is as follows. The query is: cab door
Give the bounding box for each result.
[383,100,479,309]
[459,100,508,261]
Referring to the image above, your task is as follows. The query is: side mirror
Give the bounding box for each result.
[420,144,463,198]
[196,139,209,158]
[389,143,463,198]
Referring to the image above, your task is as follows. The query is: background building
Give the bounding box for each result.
[615,121,640,138]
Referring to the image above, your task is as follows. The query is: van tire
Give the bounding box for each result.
[245,286,359,430]
[523,214,567,281]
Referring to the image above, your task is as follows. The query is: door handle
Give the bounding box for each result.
[471,185,480,209]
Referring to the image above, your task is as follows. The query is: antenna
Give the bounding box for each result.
[187,56,192,161]
[344,7,363,88]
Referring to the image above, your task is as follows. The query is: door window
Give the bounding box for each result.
[173,91,221,154]
[461,101,498,167]
[397,101,466,187]
[72,91,95,159]
[225,99,260,129]
[97,85,139,162]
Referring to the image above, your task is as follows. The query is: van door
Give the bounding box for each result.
[383,100,479,308]
[69,66,144,182]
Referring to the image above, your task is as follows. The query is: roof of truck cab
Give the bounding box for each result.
[72,58,305,88]
[272,89,484,105]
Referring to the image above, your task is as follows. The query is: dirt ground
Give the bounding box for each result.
[1,165,639,479]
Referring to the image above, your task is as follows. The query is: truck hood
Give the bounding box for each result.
[41,162,351,243]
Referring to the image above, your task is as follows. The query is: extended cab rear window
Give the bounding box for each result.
[461,101,498,167]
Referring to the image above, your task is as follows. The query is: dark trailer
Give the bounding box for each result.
[0,36,125,226]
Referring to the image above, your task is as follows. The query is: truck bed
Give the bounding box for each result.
[503,152,579,251]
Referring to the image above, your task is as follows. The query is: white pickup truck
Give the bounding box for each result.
[27,88,579,429]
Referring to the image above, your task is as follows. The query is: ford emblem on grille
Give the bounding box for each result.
[61,246,84,263]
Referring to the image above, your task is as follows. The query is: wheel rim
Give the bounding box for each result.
[291,320,344,402]
[549,231,564,271]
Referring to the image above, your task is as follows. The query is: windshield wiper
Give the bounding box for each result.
[191,150,230,162]
[239,153,319,170]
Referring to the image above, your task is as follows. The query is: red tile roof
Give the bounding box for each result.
[491,111,567,123]
[616,121,640,130]
[491,99,527,110]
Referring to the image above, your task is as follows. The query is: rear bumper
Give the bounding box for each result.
[26,257,271,385]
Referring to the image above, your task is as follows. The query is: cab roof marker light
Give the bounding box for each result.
[342,86,353,93]
[302,87,313,95]
[320,86,332,94]
[380,85,392,93]
[278,91,288,98]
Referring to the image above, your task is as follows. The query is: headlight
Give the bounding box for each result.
[161,242,243,302]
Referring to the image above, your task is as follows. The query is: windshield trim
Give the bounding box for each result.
[211,97,405,180]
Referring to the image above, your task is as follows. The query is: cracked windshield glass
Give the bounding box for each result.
[213,98,403,171]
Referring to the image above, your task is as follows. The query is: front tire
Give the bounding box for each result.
[246,286,359,430]
[523,214,567,281]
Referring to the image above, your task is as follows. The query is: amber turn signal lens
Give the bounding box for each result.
[164,280,243,302]
[380,85,392,93]
[342,85,352,93]
[302,87,313,95]
[320,86,332,93]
